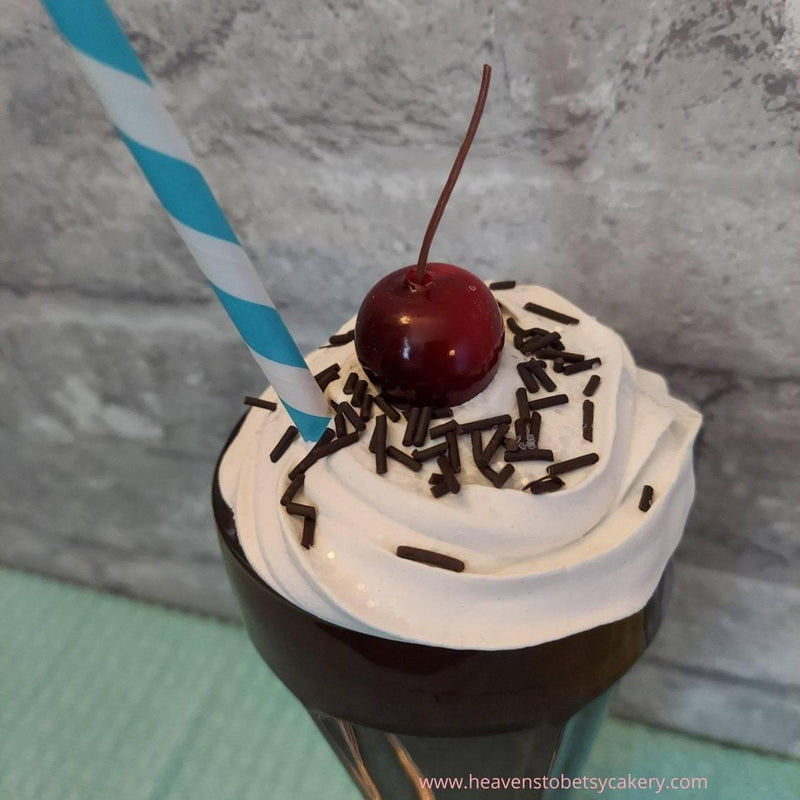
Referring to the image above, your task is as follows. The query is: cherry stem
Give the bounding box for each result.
[415,64,492,284]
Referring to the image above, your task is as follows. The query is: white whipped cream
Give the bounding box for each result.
[219,286,701,650]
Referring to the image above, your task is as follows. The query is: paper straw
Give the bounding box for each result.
[41,0,331,442]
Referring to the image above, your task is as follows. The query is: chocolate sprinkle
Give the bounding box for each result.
[396,545,465,573]
[288,430,359,478]
[525,475,565,494]
[471,430,486,466]
[351,379,367,408]
[506,317,525,335]
[639,485,655,512]
[429,472,444,485]
[524,301,579,325]
[386,446,422,472]
[583,375,601,397]
[431,407,454,419]
[244,396,278,411]
[359,393,374,422]
[504,436,519,452]
[516,362,540,393]
[528,412,541,448]
[516,387,530,419]
[374,414,388,475]
[342,372,359,394]
[403,406,421,447]
[342,372,358,394]
[563,358,602,375]
[582,399,594,442]
[536,349,584,362]
[286,502,316,520]
[334,409,347,438]
[459,414,513,434]
[553,358,565,373]
[489,280,516,290]
[319,427,338,445]
[280,474,305,507]
[555,351,584,362]
[547,452,599,476]
[286,428,337,479]
[523,331,561,354]
[437,455,461,494]
[270,426,299,463]
[533,348,559,360]
[412,442,449,462]
[505,448,554,462]
[374,395,401,423]
[494,463,515,488]
[312,430,360,460]
[529,363,557,393]
[314,364,340,390]
[430,419,459,438]
[368,419,379,452]
[514,417,528,442]
[430,480,450,498]
[529,394,569,411]
[339,402,367,432]
[479,463,515,488]
[446,430,461,473]
[529,327,552,338]
[413,407,432,446]
[482,423,510,463]
[301,516,316,549]
[328,329,355,346]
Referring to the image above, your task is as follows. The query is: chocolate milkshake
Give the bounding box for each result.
[213,283,701,799]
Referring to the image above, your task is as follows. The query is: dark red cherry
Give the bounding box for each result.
[355,263,504,407]
[355,65,500,407]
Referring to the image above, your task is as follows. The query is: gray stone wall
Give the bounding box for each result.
[2,0,799,756]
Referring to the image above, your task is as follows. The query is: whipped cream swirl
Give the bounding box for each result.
[219,286,701,649]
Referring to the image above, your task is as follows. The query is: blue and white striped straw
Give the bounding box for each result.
[41,0,331,441]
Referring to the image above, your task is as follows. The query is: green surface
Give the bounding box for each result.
[1,567,798,799]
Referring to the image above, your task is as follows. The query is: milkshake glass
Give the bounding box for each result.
[213,285,701,799]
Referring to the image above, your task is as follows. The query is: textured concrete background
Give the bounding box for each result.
[2,0,799,756]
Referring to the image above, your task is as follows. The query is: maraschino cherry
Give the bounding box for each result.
[355,65,504,408]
